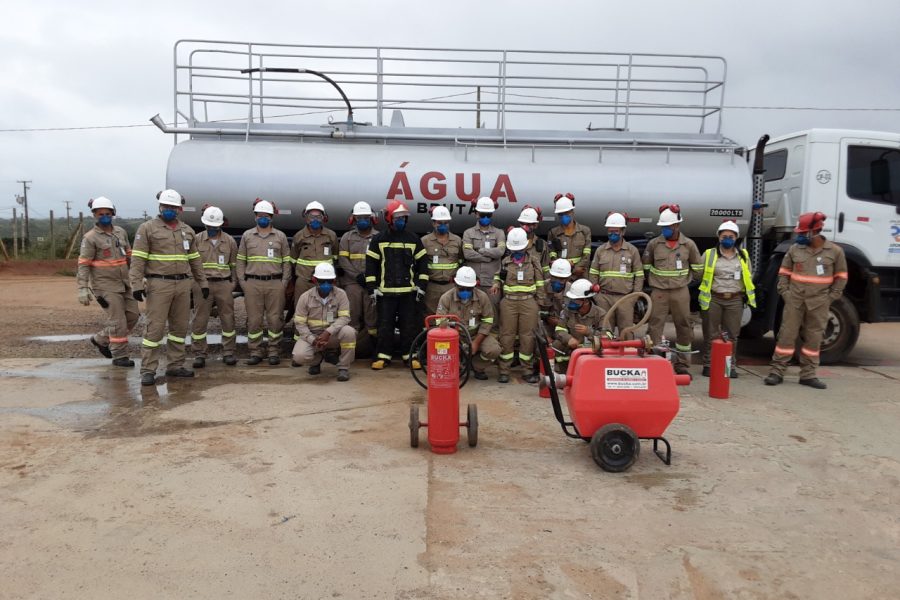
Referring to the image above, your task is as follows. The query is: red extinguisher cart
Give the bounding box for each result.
[408,315,478,454]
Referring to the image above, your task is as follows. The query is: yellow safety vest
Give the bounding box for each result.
[698,248,756,310]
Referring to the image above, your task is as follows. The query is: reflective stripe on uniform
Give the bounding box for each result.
[648,266,689,277]
[222,331,236,338]
[248,330,264,340]
[503,284,538,294]
[78,258,128,267]
[268,330,283,339]
[294,257,333,267]
[590,268,636,279]
[774,345,794,356]
[191,333,207,340]
[142,338,161,348]
[675,343,692,352]
[789,273,836,284]
[800,347,820,357]
[340,342,356,349]
[167,334,185,344]
[109,336,128,344]
[202,263,232,271]
[132,251,193,262]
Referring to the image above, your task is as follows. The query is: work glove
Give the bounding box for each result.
[370,288,383,303]
[133,290,145,302]
[415,287,426,303]
[96,296,109,309]
[77,287,94,306]
[201,287,210,300]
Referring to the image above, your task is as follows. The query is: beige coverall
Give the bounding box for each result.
[436,287,500,372]
[495,253,547,374]
[548,222,592,277]
[552,303,606,371]
[338,228,378,345]
[421,231,464,316]
[291,286,356,368]
[291,226,338,297]
[236,227,292,359]
[589,241,644,339]
[191,231,238,358]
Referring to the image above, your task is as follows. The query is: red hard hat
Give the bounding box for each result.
[384,200,410,224]
[794,211,826,233]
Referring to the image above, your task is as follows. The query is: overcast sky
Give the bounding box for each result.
[2,0,899,219]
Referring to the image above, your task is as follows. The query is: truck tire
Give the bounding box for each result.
[820,296,860,365]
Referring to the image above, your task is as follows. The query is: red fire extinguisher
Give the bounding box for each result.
[409,315,478,454]
[709,333,733,399]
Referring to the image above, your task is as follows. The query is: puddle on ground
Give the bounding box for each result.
[28,334,251,345]
[0,361,238,438]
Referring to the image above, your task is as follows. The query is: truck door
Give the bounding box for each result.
[834,138,900,267]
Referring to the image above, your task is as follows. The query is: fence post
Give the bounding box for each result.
[50,210,55,259]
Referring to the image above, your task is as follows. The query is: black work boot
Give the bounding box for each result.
[223,355,237,366]
[764,373,783,386]
[247,356,262,366]
[799,378,827,389]
[701,366,711,377]
[112,357,135,368]
[91,337,112,359]
[268,356,281,366]
[308,363,321,375]
[165,367,195,378]
[336,369,350,382]
[140,372,156,386]
[193,357,206,369]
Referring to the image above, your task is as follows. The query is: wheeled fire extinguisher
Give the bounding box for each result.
[409,315,478,453]
[709,332,733,399]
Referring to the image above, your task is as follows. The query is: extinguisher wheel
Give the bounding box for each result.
[590,423,640,472]
[409,405,420,448]
[466,404,478,448]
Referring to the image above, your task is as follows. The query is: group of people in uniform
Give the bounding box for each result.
[76,190,847,390]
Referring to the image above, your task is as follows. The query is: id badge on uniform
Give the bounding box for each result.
[183,239,190,251]
[816,264,825,276]
[676,259,683,270]
[734,269,741,280]
[484,241,491,249]
[469,316,477,329]
[326,310,334,323]
[218,255,226,265]
[517,270,525,282]
[433,254,440,264]
[619,263,627,274]
[324,246,330,256]
[267,248,275,259]
[561,248,568,259]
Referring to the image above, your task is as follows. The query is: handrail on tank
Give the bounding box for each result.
[168,40,728,145]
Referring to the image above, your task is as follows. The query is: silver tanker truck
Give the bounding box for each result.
[150,40,900,363]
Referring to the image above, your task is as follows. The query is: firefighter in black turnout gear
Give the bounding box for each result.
[366,200,429,370]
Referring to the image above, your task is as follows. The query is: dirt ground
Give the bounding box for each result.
[1,273,898,599]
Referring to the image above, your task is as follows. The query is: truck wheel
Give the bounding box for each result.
[820,296,860,365]
[409,405,420,448]
[466,404,478,447]
[590,423,640,472]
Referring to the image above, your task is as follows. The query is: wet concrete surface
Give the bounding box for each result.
[1,325,899,598]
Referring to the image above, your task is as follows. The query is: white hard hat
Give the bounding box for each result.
[201,206,225,227]
[431,206,452,221]
[454,266,478,287]
[717,221,740,235]
[352,201,373,216]
[506,227,529,251]
[518,207,540,224]
[566,278,597,299]
[657,207,683,226]
[304,201,326,215]
[313,263,337,280]
[90,196,115,212]
[158,189,184,207]
[254,200,275,215]
[549,258,572,278]
[605,212,627,228]
[554,197,575,214]
[475,196,496,213]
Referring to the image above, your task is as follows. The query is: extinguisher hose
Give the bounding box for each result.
[601,291,653,340]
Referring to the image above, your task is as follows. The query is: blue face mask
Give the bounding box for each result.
[560,214,573,227]
[97,215,113,227]
[608,232,621,244]
[662,226,675,240]
[355,218,371,231]
[795,234,810,246]
[478,215,492,227]
[457,288,473,302]
[317,282,333,296]
[161,209,178,222]
[550,280,565,293]
[511,250,526,261]
[436,223,450,235]
[206,227,220,237]
[256,216,271,228]
[567,300,582,311]
[309,218,323,230]
[393,217,407,232]
[720,237,735,249]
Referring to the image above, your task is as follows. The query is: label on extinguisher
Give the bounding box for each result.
[604,367,648,390]
[434,341,450,355]
[430,342,455,388]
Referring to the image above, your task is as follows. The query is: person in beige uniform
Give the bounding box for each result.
[551,279,605,372]
[463,196,506,311]
[190,206,239,368]
[698,221,756,378]
[76,196,138,367]
[421,206,464,316]
[236,199,292,366]
[130,189,207,386]
[292,263,355,381]
[517,206,550,275]
[436,266,500,380]
[291,201,338,298]
[494,227,547,384]
[589,212,643,340]
[547,194,592,279]
[338,201,378,353]
[642,204,703,376]
[765,212,848,389]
